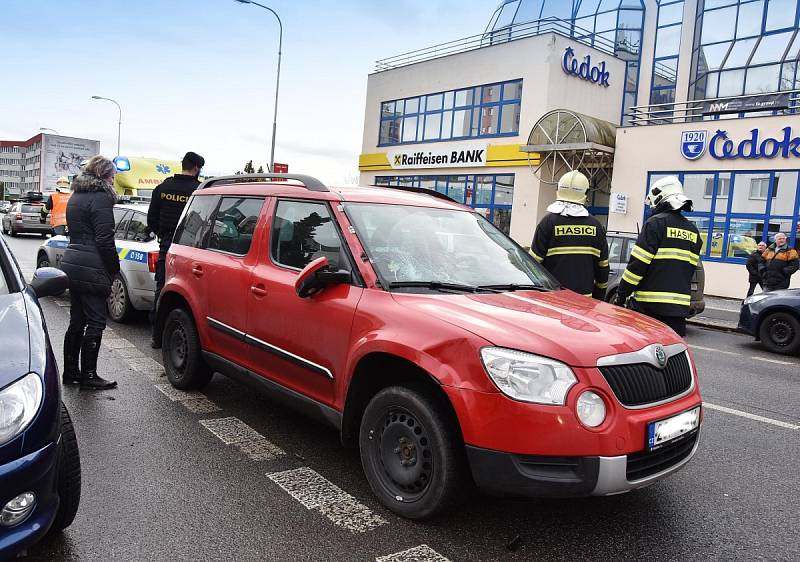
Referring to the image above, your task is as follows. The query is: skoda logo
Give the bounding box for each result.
[654,345,667,368]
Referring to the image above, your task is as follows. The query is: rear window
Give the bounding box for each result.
[21,205,42,213]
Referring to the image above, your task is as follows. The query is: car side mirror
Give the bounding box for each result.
[295,257,351,298]
[30,267,69,298]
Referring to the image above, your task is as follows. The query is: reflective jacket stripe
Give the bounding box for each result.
[594,280,608,289]
[529,249,544,263]
[653,247,700,266]
[598,259,609,267]
[634,291,691,305]
[630,245,654,264]
[622,269,643,285]
[546,246,601,258]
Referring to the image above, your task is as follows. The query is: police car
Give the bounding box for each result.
[36,202,158,322]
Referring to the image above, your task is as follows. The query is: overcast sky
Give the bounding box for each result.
[0,0,493,184]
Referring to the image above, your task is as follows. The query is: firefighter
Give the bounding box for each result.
[40,176,72,236]
[613,176,702,336]
[530,170,609,299]
[147,151,205,347]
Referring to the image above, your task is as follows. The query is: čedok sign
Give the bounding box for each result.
[562,47,610,87]
[680,127,800,161]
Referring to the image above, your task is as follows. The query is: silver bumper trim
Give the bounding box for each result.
[591,434,700,496]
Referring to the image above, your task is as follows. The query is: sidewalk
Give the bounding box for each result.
[688,295,742,331]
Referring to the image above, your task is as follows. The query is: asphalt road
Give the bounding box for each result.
[5,234,799,562]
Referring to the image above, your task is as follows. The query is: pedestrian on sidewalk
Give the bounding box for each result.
[147,151,204,348]
[745,241,767,297]
[59,155,119,390]
[759,232,799,291]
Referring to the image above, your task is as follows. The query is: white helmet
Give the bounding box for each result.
[55,176,70,188]
[646,176,692,211]
[555,170,589,204]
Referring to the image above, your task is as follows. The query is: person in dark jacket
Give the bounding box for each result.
[60,156,119,390]
[530,170,609,299]
[745,241,767,297]
[759,232,799,291]
[147,151,204,348]
[614,176,702,336]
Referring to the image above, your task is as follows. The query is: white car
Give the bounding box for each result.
[36,202,158,322]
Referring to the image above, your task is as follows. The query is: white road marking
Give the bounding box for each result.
[750,356,794,365]
[689,345,738,356]
[154,384,202,402]
[54,300,70,307]
[704,402,799,430]
[376,545,451,562]
[266,467,387,533]
[103,338,136,349]
[180,397,223,414]
[200,417,285,461]
[127,357,165,376]
[691,345,797,365]
[114,346,147,359]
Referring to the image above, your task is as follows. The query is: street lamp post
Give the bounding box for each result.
[233,0,282,172]
[91,95,122,157]
[39,127,59,135]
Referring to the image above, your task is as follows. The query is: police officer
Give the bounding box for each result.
[147,151,205,347]
[40,176,72,235]
[530,170,609,299]
[614,176,702,336]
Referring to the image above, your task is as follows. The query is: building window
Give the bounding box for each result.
[690,0,800,101]
[378,79,522,146]
[649,1,685,116]
[646,170,800,262]
[374,174,514,234]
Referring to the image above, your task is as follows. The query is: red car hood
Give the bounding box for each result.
[391,289,682,368]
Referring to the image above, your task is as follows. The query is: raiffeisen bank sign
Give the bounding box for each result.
[681,127,800,161]
[562,46,611,87]
[386,142,488,169]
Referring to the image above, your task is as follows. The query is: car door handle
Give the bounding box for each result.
[191,265,204,277]
[251,284,267,297]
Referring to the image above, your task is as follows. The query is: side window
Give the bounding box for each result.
[621,239,634,263]
[271,200,349,272]
[608,237,624,265]
[113,209,131,239]
[174,195,218,249]
[208,197,264,255]
[127,212,150,242]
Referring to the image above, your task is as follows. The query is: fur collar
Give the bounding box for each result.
[71,173,117,201]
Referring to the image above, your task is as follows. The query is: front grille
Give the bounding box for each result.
[626,430,698,481]
[598,351,692,407]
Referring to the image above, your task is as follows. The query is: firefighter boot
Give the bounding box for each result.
[62,329,82,385]
[79,335,118,390]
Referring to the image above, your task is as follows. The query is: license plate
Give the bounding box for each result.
[647,407,700,451]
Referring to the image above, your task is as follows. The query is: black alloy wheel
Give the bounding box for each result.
[36,253,50,268]
[162,308,212,389]
[759,311,800,355]
[359,385,465,519]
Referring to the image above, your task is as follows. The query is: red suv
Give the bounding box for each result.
[155,174,702,519]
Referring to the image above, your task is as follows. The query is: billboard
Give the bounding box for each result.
[40,135,100,192]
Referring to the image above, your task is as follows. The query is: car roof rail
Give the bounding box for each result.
[199,173,329,192]
[373,184,459,204]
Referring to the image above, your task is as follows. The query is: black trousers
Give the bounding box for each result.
[68,290,107,339]
[650,314,687,337]
[746,281,762,297]
[149,238,171,325]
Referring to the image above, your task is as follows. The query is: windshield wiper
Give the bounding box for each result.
[387,281,483,293]
[475,283,549,292]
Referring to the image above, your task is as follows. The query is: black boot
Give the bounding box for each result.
[79,335,117,390]
[62,329,82,385]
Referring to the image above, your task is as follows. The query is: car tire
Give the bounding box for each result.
[49,402,81,534]
[605,288,617,304]
[107,274,133,323]
[9,227,17,237]
[359,384,466,520]
[758,311,800,355]
[162,308,213,390]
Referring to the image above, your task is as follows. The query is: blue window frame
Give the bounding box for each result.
[645,170,800,263]
[650,1,685,115]
[374,174,515,234]
[690,0,800,103]
[378,80,522,147]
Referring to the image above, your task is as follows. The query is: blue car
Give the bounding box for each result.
[0,234,81,557]
[739,289,800,355]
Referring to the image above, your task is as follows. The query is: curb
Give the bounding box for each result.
[687,317,739,332]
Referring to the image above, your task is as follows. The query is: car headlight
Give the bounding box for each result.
[480,347,577,405]
[0,373,43,446]
[743,294,770,306]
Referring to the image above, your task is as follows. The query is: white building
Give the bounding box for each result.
[0,133,99,197]
[360,0,800,298]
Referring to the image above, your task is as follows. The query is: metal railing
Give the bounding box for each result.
[627,90,800,126]
[374,17,617,72]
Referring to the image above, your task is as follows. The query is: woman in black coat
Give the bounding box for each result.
[60,156,119,390]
